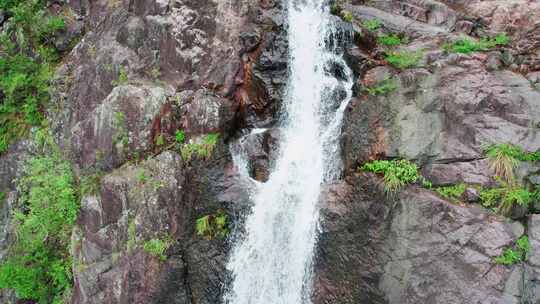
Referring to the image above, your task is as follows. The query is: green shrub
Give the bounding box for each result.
[377,34,407,47]
[361,159,420,193]
[435,184,466,202]
[0,154,78,303]
[0,0,67,154]
[79,172,103,197]
[479,187,504,209]
[495,235,529,265]
[444,33,509,54]
[363,19,381,31]
[196,211,229,239]
[385,51,422,69]
[175,130,185,144]
[143,237,173,261]
[364,78,397,96]
[180,133,219,161]
[495,248,522,265]
[479,183,532,216]
[0,191,5,203]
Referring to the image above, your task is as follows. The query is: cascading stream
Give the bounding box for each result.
[225,0,353,303]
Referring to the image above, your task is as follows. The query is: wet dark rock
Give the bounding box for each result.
[116,16,147,51]
[314,173,524,304]
[523,215,540,304]
[72,148,244,304]
[342,57,540,180]
[179,89,239,136]
[240,129,281,182]
[486,52,503,71]
[67,85,172,171]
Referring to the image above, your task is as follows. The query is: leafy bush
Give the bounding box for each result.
[495,235,529,265]
[0,0,67,154]
[444,33,509,54]
[435,184,466,202]
[363,19,381,31]
[361,159,420,193]
[364,78,397,96]
[196,211,229,239]
[500,187,533,215]
[0,154,78,303]
[143,237,174,261]
[377,34,407,47]
[385,51,422,69]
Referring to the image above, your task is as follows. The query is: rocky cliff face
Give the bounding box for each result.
[0,0,539,303]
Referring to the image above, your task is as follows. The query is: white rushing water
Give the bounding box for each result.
[225,0,353,303]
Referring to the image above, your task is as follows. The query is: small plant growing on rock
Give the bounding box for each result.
[364,78,398,96]
[494,235,529,265]
[155,134,165,147]
[151,67,161,80]
[479,181,532,216]
[363,19,381,31]
[500,186,533,215]
[435,184,466,202]
[112,111,129,147]
[196,211,229,239]
[484,144,521,182]
[80,171,103,197]
[341,11,354,23]
[175,130,186,144]
[136,169,147,184]
[361,159,420,193]
[385,51,422,69]
[377,34,407,47]
[127,219,137,253]
[180,133,220,161]
[444,33,509,54]
[479,187,503,209]
[112,66,129,86]
[143,236,174,261]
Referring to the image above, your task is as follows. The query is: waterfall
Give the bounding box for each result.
[225,0,353,303]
